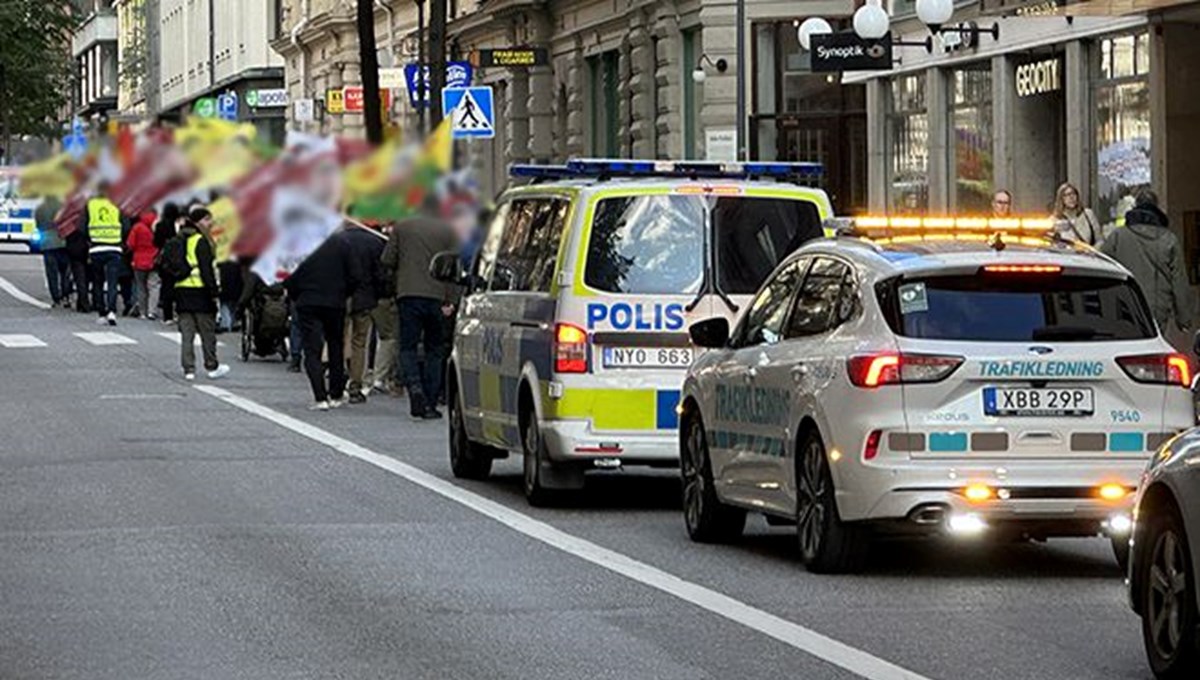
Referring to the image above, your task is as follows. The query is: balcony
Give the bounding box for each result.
[72,11,118,57]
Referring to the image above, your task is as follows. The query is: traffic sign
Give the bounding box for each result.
[294,99,315,123]
[63,132,87,160]
[403,61,473,108]
[442,86,495,139]
[217,92,239,121]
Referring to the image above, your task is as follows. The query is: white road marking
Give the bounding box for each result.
[156,332,226,347]
[194,385,930,680]
[74,331,138,346]
[0,334,47,348]
[99,393,186,400]
[0,275,52,310]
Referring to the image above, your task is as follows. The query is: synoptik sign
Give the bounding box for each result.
[810,32,893,72]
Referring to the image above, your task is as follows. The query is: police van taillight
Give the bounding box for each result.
[555,323,589,374]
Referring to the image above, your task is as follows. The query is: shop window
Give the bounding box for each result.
[951,65,993,213]
[888,73,929,214]
[1094,33,1151,231]
[588,51,619,157]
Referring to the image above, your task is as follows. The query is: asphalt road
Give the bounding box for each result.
[0,251,1153,680]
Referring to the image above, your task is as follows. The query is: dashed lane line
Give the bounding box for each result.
[194,384,931,680]
[0,334,47,348]
[74,331,138,346]
[0,275,51,310]
[155,332,226,347]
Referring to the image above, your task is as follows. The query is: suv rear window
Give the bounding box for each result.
[877,273,1156,342]
[585,195,705,294]
[715,198,823,295]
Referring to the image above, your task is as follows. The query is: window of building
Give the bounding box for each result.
[588,51,619,157]
[951,64,993,213]
[1094,32,1151,230]
[888,73,929,214]
[682,29,699,159]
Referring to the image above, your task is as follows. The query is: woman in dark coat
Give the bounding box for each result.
[153,203,181,322]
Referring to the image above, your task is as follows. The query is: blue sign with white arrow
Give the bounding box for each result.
[442,86,495,139]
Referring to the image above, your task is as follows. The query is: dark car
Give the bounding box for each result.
[1128,423,1200,678]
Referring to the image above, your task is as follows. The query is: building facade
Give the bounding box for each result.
[846,0,1200,270]
[73,0,120,119]
[157,0,287,141]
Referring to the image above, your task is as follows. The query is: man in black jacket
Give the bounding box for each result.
[342,220,388,404]
[284,227,363,411]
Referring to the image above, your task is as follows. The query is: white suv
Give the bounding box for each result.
[678,218,1195,573]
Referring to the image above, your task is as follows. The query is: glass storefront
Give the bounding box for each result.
[1094,32,1151,229]
[888,73,928,214]
[951,64,993,213]
[751,22,867,214]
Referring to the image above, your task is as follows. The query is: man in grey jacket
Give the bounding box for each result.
[1100,190,1194,351]
[381,203,458,420]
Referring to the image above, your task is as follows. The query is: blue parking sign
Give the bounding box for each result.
[442,86,494,139]
[217,92,239,121]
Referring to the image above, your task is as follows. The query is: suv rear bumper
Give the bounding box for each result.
[541,419,679,467]
[838,457,1147,531]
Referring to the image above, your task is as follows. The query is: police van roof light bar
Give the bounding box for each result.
[507,159,825,181]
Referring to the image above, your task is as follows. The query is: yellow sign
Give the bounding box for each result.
[326,89,345,114]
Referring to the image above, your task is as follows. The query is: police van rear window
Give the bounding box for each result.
[585,195,705,295]
[876,274,1156,342]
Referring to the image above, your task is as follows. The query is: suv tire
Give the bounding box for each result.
[796,429,867,574]
[1139,503,1199,679]
[681,413,745,543]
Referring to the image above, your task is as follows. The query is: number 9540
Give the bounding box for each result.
[1110,410,1142,423]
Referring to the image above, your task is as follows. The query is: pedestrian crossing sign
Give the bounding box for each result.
[442,86,495,139]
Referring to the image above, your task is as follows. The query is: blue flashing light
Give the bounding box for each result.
[507,158,825,182]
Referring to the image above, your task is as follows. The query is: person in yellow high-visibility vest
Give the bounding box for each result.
[173,207,230,381]
[81,182,125,326]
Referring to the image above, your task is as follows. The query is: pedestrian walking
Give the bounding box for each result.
[167,209,229,381]
[1099,190,1195,352]
[342,219,388,404]
[283,229,362,411]
[65,224,90,313]
[126,209,160,319]
[80,182,125,326]
[382,198,458,419]
[154,203,181,323]
[35,195,73,308]
[216,259,244,333]
[991,189,1013,218]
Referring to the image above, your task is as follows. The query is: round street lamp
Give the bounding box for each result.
[797,17,832,51]
[853,0,890,41]
[915,0,955,31]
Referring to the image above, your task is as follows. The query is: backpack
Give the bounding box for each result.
[256,286,290,336]
[158,235,193,281]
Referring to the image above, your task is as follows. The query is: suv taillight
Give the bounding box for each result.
[555,323,589,374]
[1117,353,1191,387]
[848,353,964,388]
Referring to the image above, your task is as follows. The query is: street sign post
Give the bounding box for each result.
[403,62,473,108]
[63,119,87,160]
[442,86,495,139]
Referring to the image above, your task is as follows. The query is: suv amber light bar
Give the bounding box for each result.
[849,216,1055,236]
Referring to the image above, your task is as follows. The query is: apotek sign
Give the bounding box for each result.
[1015,58,1062,97]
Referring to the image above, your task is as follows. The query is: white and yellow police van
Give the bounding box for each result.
[0,168,40,252]
[436,159,833,504]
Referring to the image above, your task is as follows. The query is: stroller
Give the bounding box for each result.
[239,281,290,362]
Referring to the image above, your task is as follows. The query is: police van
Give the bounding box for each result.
[436,159,834,504]
[678,216,1195,572]
[0,168,41,251]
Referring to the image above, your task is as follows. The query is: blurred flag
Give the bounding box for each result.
[175,118,260,190]
[17,154,76,199]
[251,187,344,284]
[344,118,453,223]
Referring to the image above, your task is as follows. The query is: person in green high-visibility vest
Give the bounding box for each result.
[78,182,126,326]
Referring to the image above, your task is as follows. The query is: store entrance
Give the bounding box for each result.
[1011,53,1067,213]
